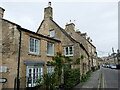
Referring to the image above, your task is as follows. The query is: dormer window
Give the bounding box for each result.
[50,29,55,37]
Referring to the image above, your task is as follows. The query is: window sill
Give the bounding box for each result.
[49,36,55,38]
[65,55,73,57]
[28,53,41,57]
[47,54,54,57]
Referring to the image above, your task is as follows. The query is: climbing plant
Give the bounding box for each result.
[35,52,85,89]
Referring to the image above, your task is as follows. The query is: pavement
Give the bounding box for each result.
[74,68,102,89]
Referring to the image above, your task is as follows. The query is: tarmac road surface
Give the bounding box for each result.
[102,67,120,89]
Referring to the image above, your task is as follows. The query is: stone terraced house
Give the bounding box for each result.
[0,2,98,89]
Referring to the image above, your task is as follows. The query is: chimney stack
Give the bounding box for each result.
[0,7,5,19]
[44,2,53,20]
[76,30,81,35]
[65,23,75,31]
[81,33,87,39]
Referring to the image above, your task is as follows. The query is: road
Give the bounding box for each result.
[101,67,120,89]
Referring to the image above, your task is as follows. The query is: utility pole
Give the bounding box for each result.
[117,49,120,65]
[112,47,116,64]
[108,53,110,64]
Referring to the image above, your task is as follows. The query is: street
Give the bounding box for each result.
[101,67,120,89]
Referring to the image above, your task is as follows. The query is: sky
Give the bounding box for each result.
[0,0,118,57]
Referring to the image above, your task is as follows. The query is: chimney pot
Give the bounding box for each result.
[48,2,51,7]
[0,7,5,19]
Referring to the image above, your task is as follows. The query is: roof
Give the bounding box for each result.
[3,15,89,56]
[46,19,89,56]
[3,19,20,26]
[87,39,96,48]
[51,20,77,43]
[0,7,5,11]
[3,19,61,42]
[18,26,61,42]
[51,19,89,56]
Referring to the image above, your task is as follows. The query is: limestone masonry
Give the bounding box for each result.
[0,3,98,89]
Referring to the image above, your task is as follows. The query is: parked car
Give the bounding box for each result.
[106,64,110,68]
[102,64,109,68]
[116,64,120,69]
[102,64,105,67]
[102,64,106,68]
[110,64,117,69]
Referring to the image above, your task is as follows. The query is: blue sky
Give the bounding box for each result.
[0,1,118,57]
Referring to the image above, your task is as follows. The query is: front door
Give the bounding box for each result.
[26,66,43,87]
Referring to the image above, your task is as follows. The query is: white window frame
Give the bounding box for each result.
[29,37,40,55]
[64,46,74,56]
[0,66,7,73]
[92,49,95,55]
[26,66,43,87]
[50,30,55,37]
[47,66,55,74]
[47,42,54,56]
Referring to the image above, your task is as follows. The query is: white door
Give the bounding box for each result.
[26,66,43,87]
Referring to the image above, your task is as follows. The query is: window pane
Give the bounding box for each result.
[69,46,73,54]
[66,47,68,55]
[64,46,73,56]
[29,37,40,55]
[30,38,34,52]
[35,40,37,52]
[28,69,32,84]
[36,68,38,79]
[47,43,50,54]
[47,66,54,74]
[47,42,54,55]
[35,40,40,54]
[27,66,43,87]
[50,30,55,37]
[33,68,35,83]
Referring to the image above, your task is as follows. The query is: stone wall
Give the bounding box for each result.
[2,19,19,88]
[1,19,61,88]
[37,6,90,75]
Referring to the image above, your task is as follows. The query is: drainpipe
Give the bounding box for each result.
[16,26,22,90]
[87,53,90,72]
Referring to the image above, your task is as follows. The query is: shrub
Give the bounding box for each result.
[80,71,91,82]
[64,69,80,88]
[35,73,58,90]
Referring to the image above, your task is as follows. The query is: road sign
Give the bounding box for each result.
[0,78,7,83]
